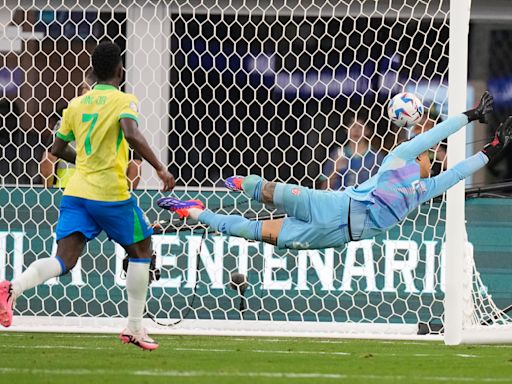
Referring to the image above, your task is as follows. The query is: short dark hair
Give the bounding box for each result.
[91,42,122,81]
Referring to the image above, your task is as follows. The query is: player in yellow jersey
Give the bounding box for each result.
[0,42,175,351]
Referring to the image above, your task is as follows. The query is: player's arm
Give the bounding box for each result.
[51,108,76,163]
[51,137,76,164]
[120,118,175,192]
[419,152,488,204]
[420,116,512,203]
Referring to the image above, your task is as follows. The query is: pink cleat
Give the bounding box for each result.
[156,197,205,219]
[225,176,244,191]
[0,281,14,328]
[119,328,159,351]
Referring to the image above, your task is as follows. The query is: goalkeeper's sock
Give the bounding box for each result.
[241,175,264,202]
[126,259,151,333]
[198,210,263,241]
[11,257,64,300]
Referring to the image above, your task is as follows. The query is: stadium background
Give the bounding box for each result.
[0,0,511,330]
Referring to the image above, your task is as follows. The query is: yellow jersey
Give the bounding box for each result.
[56,84,139,201]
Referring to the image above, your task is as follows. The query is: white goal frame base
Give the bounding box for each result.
[5,316,441,341]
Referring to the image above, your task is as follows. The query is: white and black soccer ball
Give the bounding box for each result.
[387,92,424,128]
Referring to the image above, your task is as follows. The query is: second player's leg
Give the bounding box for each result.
[240,175,313,222]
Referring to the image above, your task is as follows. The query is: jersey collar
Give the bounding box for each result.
[93,84,118,91]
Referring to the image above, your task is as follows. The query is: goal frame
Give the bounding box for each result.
[3,0,511,343]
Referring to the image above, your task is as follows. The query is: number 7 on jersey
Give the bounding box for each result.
[82,113,98,155]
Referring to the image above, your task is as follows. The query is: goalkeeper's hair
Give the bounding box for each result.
[91,41,122,81]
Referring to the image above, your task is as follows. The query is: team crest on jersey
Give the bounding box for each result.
[291,188,301,196]
[129,102,138,112]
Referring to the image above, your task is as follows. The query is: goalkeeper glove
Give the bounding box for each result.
[464,91,494,123]
[482,116,512,162]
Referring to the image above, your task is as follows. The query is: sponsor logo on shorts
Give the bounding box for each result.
[291,188,301,196]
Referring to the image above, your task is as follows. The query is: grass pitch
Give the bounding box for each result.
[0,333,511,384]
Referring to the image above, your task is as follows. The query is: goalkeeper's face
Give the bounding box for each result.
[416,151,431,178]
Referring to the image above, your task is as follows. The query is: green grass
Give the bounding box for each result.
[0,333,512,384]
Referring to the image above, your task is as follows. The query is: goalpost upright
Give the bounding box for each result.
[444,0,472,346]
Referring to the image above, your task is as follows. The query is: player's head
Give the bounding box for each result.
[91,41,123,85]
[397,138,431,178]
[417,151,431,178]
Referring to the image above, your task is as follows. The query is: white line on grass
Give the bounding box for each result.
[175,347,350,356]
[0,343,483,358]
[0,367,509,382]
[0,344,114,350]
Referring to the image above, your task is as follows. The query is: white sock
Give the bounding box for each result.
[11,257,63,300]
[126,260,150,333]
[188,207,204,221]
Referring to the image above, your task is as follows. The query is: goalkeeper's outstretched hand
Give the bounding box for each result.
[464,91,494,123]
[482,116,512,162]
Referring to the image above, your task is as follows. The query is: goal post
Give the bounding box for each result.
[444,0,512,345]
[1,0,511,342]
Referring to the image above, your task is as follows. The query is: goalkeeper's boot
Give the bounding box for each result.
[464,91,494,123]
[0,281,14,328]
[157,197,205,219]
[482,116,512,162]
[225,176,245,191]
[119,328,159,351]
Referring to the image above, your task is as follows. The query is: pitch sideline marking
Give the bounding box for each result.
[0,367,509,382]
[0,344,482,358]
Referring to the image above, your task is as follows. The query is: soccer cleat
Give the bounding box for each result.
[156,197,205,219]
[225,176,244,191]
[0,281,14,328]
[119,328,159,351]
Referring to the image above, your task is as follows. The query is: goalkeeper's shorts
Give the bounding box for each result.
[273,183,351,250]
[56,195,153,246]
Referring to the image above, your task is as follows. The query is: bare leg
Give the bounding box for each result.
[242,175,313,222]
[261,219,284,246]
[56,232,87,271]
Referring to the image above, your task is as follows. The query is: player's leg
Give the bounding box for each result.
[157,191,351,250]
[120,237,159,351]
[158,197,265,242]
[392,92,494,161]
[0,196,95,327]
[87,197,158,350]
[227,175,314,222]
[0,233,86,328]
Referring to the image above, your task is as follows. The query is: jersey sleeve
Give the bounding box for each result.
[56,108,75,142]
[118,94,140,124]
[419,152,488,204]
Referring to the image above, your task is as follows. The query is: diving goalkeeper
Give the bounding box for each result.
[158,93,510,250]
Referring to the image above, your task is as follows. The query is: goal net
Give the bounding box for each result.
[1,0,510,343]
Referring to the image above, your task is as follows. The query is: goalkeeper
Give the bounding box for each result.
[158,93,509,250]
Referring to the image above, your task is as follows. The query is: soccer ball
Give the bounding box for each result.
[387,92,424,128]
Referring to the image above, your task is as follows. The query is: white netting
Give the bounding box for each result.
[0,0,508,340]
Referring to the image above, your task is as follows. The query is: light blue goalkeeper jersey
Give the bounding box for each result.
[345,113,488,235]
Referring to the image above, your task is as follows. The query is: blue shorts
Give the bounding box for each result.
[56,196,153,246]
[273,183,351,250]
